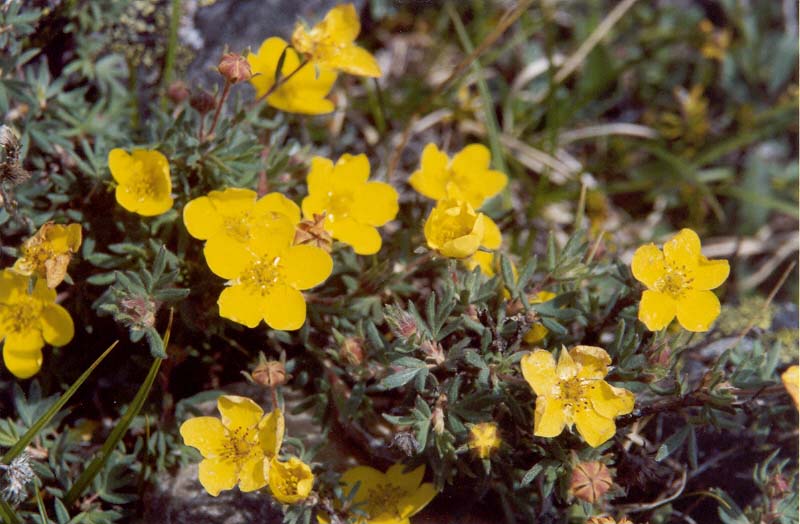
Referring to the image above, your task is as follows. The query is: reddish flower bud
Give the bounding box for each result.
[217,53,252,84]
[252,360,287,388]
[167,81,190,104]
[190,90,216,114]
[570,461,614,504]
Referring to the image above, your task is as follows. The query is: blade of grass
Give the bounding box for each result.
[64,310,173,507]
[34,480,48,524]
[447,2,509,184]
[2,340,119,464]
[0,498,21,524]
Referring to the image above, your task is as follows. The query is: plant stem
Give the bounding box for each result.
[251,58,310,109]
[203,80,231,141]
[160,0,181,110]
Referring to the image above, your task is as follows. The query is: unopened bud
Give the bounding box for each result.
[431,406,445,435]
[390,431,419,456]
[385,305,417,341]
[190,90,216,114]
[252,360,287,388]
[420,339,445,366]
[766,472,790,499]
[120,295,160,330]
[167,81,190,104]
[340,337,364,365]
[218,53,252,84]
[570,461,614,504]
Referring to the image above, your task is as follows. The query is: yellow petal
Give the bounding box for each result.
[574,407,617,447]
[330,218,383,255]
[198,457,238,496]
[3,347,43,379]
[523,323,548,344]
[41,304,74,347]
[204,237,252,279]
[208,188,258,214]
[409,144,449,200]
[351,182,399,226]
[520,350,558,397]
[466,251,495,277]
[281,245,333,290]
[451,144,491,174]
[326,45,382,78]
[258,409,285,458]
[340,465,385,504]
[332,153,370,189]
[0,270,21,302]
[555,348,578,381]
[322,3,360,43]
[4,329,44,354]
[237,455,268,492]
[108,149,134,184]
[183,196,223,240]
[570,345,611,380]
[676,290,720,332]
[179,416,227,457]
[115,185,142,214]
[218,395,264,431]
[534,396,567,438]
[781,365,799,409]
[663,228,702,270]
[692,257,729,290]
[134,192,174,217]
[269,457,314,503]
[638,290,677,331]
[481,215,502,250]
[30,276,57,302]
[440,233,481,259]
[386,463,425,493]
[262,284,307,331]
[399,482,437,519]
[218,285,265,328]
[586,380,635,419]
[255,192,301,225]
[306,157,335,197]
[631,243,665,288]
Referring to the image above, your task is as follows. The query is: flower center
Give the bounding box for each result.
[654,265,693,298]
[241,257,284,296]
[325,191,354,222]
[276,470,300,496]
[0,296,42,334]
[557,377,596,418]
[127,176,157,202]
[366,482,407,519]
[434,210,474,244]
[219,426,258,462]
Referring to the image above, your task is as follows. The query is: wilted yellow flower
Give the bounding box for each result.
[409,143,508,209]
[468,422,501,459]
[782,365,799,409]
[13,222,81,288]
[179,395,284,496]
[658,85,710,147]
[632,228,729,332]
[0,270,74,378]
[269,456,314,504]
[699,19,731,61]
[330,463,437,524]
[207,225,332,331]
[183,188,300,260]
[521,345,634,447]
[291,3,381,78]
[523,291,557,345]
[248,37,337,115]
[301,154,398,255]
[424,198,501,259]
[108,148,173,216]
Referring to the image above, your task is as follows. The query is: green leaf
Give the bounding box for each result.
[655,425,691,462]
[379,368,422,390]
[520,463,543,487]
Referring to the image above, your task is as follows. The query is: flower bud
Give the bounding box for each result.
[420,339,445,366]
[385,305,417,341]
[167,81,190,104]
[340,337,364,365]
[293,213,333,252]
[217,52,252,84]
[190,90,216,114]
[252,360,287,388]
[570,461,614,504]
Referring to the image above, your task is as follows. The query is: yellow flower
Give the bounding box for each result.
[108,148,173,216]
[206,224,332,331]
[269,456,314,504]
[331,463,437,524]
[468,422,501,459]
[301,154,398,255]
[184,188,300,265]
[521,345,634,448]
[523,291,557,345]
[291,3,381,78]
[409,143,508,209]
[13,222,82,288]
[248,37,337,115]
[424,198,501,259]
[588,517,633,524]
[632,228,729,332]
[0,270,74,379]
[782,365,799,409]
[179,395,284,496]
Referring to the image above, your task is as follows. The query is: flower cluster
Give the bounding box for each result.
[412,143,508,261]
[248,3,381,114]
[180,394,313,503]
